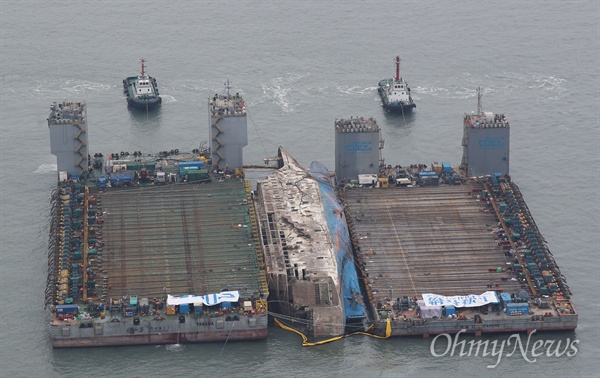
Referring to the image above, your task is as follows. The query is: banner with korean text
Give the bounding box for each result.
[422,291,499,308]
[167,291,240,306]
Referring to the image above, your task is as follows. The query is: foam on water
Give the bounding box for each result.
[413,72,567,103]
[34,163,57,174]
[23,79,114,99]
[337,85,378,95]
[261,72,310,113]
[160,94,177,104]
[165,344,184,352]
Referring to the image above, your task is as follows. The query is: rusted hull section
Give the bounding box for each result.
[372,316,578,337]
[52,329,267,348]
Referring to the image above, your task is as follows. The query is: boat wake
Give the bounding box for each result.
[337,85,378,95]
[165,343,184,352]
[26,78,114,99]
[261,72,310,113]
[34,163,57,174]
[160,94,177,104]
[414,72,566,103]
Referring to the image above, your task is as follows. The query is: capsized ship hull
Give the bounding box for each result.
[256,148,367,338]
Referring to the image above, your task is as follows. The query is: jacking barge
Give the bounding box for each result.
[46,98,268,347]
[333,111,576,338]
[45,91,576,347]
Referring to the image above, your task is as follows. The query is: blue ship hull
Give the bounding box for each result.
[310,162,367,330]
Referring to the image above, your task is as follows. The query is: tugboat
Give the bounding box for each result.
[378,56,416,114]
[123,58,161,110]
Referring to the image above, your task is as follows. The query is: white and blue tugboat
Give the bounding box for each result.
[123,58,161,110]
[378,56,416,114]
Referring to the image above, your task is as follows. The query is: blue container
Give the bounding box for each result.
[418,171,438,177]
[179,303,189,314]
[444,305,456,316]
[179,166,201,175]
[178,161,205,169]
[56,304,79,315]
[506,303,529,316]
[500,292,512,305]
[97,176,108,188]
[442,162,452,174]
[110,171,135,184]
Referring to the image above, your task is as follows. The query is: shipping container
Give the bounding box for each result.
[444,305,456,316]
[358,174,378,186]
[442,161,452,174]
[418,172,439,186]
[178,161,205,169]
[166,305,176,315]
[97,176,108,188]
[179,303,189,314]
[396,177,411,186]
[506,303,529,316]
[56,304,79,315]
[431,162,442,174]
[500,292,512,306]
[378,178,389,188]
[187,170,210,181]
[110,171,135,184]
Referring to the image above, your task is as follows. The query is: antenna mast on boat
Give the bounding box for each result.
[395,56,401,81]
[140,58,146,76]
[476,86,483,116]
[224,79,231,98]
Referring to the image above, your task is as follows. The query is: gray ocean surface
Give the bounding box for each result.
[1,1,599,377]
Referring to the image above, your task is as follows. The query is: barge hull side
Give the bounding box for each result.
[51,329,267,348]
